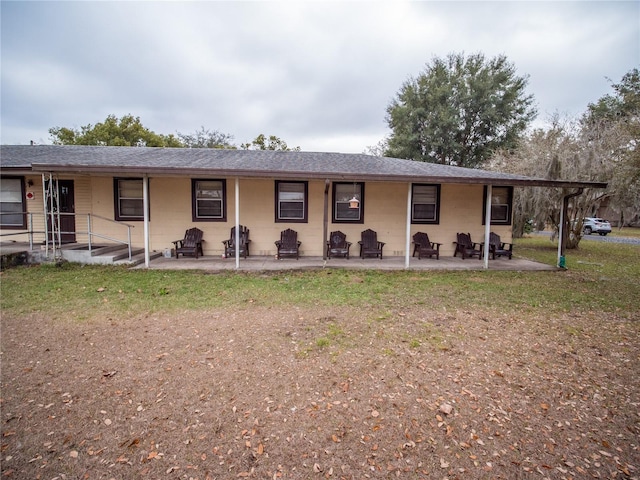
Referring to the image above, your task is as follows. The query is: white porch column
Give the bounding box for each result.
[405,183,412,269]
[235,177,240,270]
[483,185,492,269]
[143,175,150,268]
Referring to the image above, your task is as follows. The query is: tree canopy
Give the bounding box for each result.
[489,68,640,244]
[385,52,537,168]
[177,127,236,149]
[48,116,300,153]
[240,134,300,151]
[49,114,182,147]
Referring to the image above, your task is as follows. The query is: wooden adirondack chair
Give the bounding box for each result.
[488,232,513,259]
[359,229,385,259]
[222,225,250,258]
[275,228,301,259]
[326,231,351,259]
[173,227,204,259]
[453,232,482,260]
[412,231,441,260]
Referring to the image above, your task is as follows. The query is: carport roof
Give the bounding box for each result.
[1,144,607,189]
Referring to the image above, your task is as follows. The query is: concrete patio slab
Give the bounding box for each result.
[138,254,558,272]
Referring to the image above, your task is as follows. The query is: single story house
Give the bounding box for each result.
[0,145,607,268]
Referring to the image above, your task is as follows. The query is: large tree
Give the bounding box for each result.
[581,68,640,226]
[385,52,536,168]
[490,116,611,246]
[491,68,640,245]
[49,114,182,147]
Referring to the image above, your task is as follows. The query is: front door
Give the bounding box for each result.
[46,179,76,243]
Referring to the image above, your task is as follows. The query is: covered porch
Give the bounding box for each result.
[0,241,556,272]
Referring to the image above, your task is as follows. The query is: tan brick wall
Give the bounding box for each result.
[9,175,514,257]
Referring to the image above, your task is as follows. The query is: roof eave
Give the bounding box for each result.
[27,163,608,189]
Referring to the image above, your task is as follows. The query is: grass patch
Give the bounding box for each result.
[1,239,639,320]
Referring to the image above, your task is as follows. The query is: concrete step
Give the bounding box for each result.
[112,247,145,261]
[115,250,163,266]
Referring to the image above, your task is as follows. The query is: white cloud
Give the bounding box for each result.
[1,1,638,152]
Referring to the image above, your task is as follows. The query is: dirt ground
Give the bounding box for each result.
[1,305,638,480]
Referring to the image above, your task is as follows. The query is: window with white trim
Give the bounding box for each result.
[114,178,144,221]
[332,182,364,223]
[275,181,307,222]
[411,184,440,224]
[0,177,26,228]
[483,186,513,225]
[192,179,226,221]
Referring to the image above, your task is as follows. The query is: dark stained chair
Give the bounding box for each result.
[488,232,513,259]
[359,228,385,259]
[326,231,352,259]
[453,232,482,260]
[173,227,204,259]
[275,228,301,259]
[222,225,250,258]
[412,231,441,260]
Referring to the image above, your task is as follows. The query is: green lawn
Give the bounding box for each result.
[2,237,638,320]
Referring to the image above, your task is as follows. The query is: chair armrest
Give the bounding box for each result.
[378,241,386,247]
[172,239,183,247]
[275,240,282,247]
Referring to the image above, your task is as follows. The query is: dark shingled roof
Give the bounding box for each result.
[0,145,607,189]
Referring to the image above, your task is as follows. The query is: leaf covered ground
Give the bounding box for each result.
[1,302,638,480]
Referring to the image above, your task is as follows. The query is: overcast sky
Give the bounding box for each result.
[1,1,638,153]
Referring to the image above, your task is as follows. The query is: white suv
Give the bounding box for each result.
[582,217,611,236]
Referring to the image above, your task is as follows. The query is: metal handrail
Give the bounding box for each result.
[87,214,135,260]
[1,212,135,261]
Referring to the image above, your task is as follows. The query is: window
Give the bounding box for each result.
[192,179,226,221]
[275,181,307,222]
[0,177,26,229]
[483,186,513,225]
[114,178,144,221]
[332,182,364,223]
[411,184,440,224]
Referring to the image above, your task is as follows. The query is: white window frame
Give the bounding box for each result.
[192,179,226,221]
[0,177,26,228]
[114,178,144,221]
[275,181,307,222]
[332,182,364,223]
[411,184,440,224]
